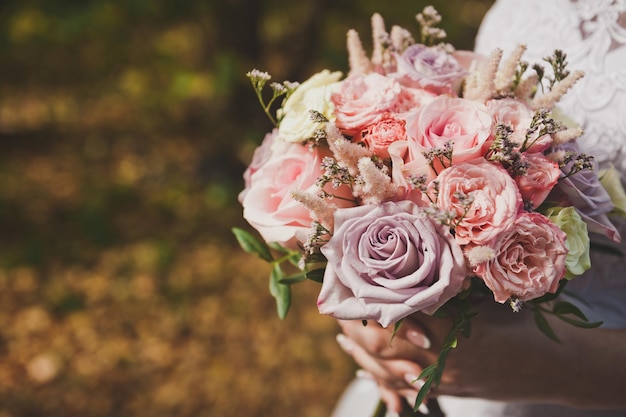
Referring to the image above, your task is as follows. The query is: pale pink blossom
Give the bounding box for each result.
[239,129,279,203]
[401,96,493,175]
[242,144,351,248]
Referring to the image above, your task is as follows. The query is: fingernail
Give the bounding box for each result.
[405,392,429,415]
[406,330,431,349]
[356,369,373,380]
[404,373,424,388]
[404,392,418,408]
[336,334,355,353]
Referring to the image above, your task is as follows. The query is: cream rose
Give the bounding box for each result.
[278,70,343,143]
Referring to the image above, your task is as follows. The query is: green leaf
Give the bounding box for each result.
[278,271,307,284]
[390,320,404,345]
[231,227,273,262]
[532,280,567,304]
[413,378,433,412]
[443,337,458,350]
[269,264,291,319]
[431,308,449,318]
[557,315,603,329]
[372,400,388,417]
[552,301,588,320]
[417,363,437,380]
[267,242,289,253]
[459,313,478,338]
[534,310,561,343]
[305,268,325,283]
[288,251,302,267]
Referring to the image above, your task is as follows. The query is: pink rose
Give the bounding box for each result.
[404,96,493,174]
[515,152,561,209]
[331,73,404,137]
[487,99,551,152]
[434,158,523,245]
[474,212,567,303]
[391,44,467,94]
[388,97,493,194]
[317,201,466,327]
[394,85,438,114]
[362,116,408,159]
[452,50,487,74]
[239,129,279,203]
[241,143,341,248]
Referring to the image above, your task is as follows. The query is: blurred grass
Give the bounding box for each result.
[0,1,493,416]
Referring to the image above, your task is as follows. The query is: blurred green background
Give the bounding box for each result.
[0,1,493,416]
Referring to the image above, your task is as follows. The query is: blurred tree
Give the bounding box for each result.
[0,1,494,417]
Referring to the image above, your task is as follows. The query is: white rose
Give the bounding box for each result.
[277,70,342,143]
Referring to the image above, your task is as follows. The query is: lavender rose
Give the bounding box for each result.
[391,44,466,93]
[549,142,620,242]
[317,200,466,327]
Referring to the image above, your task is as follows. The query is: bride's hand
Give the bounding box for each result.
[336,318,439,413]
[337,304,626,411]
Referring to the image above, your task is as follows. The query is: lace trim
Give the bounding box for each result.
[476,0,626,174]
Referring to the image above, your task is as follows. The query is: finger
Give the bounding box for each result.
[338,319,435,362]
[336,334,425,391]
[378,384,405,415]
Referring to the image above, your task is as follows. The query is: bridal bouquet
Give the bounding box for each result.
[233,6,624,414]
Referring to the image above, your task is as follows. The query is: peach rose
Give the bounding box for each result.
[331,73,404,137]
[515,152,561,209]
[362,116,408,159]
[474,212,567,303]
[434,158,522,245]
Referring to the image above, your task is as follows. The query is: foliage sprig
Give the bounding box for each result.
[246,69,299,126]
[232,227,320,318]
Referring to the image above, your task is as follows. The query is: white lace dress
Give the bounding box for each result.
[438,1,626,415]
[331,1,626,416]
